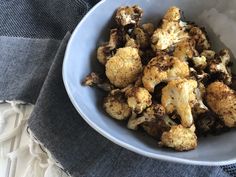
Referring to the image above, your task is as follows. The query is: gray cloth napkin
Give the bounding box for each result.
[0,0,235,176]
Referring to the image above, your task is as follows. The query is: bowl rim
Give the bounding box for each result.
[62,0,236,166]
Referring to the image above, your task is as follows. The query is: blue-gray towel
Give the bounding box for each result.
[0,0,235,176]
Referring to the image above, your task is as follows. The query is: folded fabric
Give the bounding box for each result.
[0,0,235,176]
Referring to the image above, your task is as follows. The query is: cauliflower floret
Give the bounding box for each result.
[105,47,143,88]
[97,29,125,65]
[173,39,198,61]
[161,79,197,127]
[142,54,189,92]
[195,111,228,136]
[125,36,138,48]
[188,26,210,52]
[115,5,143,27]
[193,83,208,115]
[160,124,197,151]
[82,72,115,91]
[189,67,209,83]
[151,7,189,51]
[201,50,215,60]
[208,49,232,85]
[103,90,131,120]
[142,115,176,139]
[192,55,207,69]
[163,6,181,21]
[127,103,165,130]
[206,81,236,127]
[97,45,112,65]
[142,23,155,36]
[132,27,150,49]
[125,87,152,114]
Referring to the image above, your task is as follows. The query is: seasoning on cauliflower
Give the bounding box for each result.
[188,26,210,52]
[125,87,152,114]
[207,49,232,85]
[132,27,150,49]
[115,5,143,27]
[206,81,236,127]
[125,36,138,48]
[189,67,209,83]
[103,90,131,120]
[142,23,155,36]
[192,55,207,70]
[127,103,165,130]
[161,79,197,127]
[105,47,143,88]
[142,54,189,92]
[142,115,176,139]
[151,6,189,51]
[173,39,198,61]
[201,50,215,60]
[192,83,208,115]
[97,29,125,65]
[195,111,229,136]
[160,124,197,151]
[82,72,115,91]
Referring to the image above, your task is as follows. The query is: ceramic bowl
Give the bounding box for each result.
[63,0,236,165]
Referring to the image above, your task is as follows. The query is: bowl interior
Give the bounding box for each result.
[63,0,236,165]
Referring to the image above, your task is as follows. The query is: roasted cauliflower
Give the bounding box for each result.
[160,124,197,151]
[161,79,197,127]
[125,87,152,114]
[142,54,189,92]
[173,39,197,61]
[115,5,143,27]
[83,5,235,152]
[103,90,131,120]
[82,72,115,91]
[105,47,143,88]
[127,103,165,130]
[97,29,122,65]
[188,26,210,52]
[151,6,189,51]
[142,114,176,139]
[208,49,232,85]
[206,81,236,127]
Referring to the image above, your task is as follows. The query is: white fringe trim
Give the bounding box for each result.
[0,101,70,177]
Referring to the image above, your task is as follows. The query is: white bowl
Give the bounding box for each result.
[63,0,236,165]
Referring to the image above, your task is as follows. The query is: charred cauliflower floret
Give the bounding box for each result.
[161,79,197,127]
[142,23,155,36]
[193,83,208,115]
[105,47,143,88]
[208,49,232,85]
[142,115,176,139]
[173,39,198,61]
[125,87,152,114]
[132,27,150,49]
[163,6,181,21]
[201,50,215,60]
[151,7,189,51]
[192,55,207,70]
[97,45,112,65]
[188,26,210,52]
[97,29,125,65]
[115,5,143,27]
[127,103,165,130]
[160,124,197,151]
[103,90,131,120]
[206,81,236,127]
[142,54,189,92]
[125,36,138,48]
[82,72,115,91]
